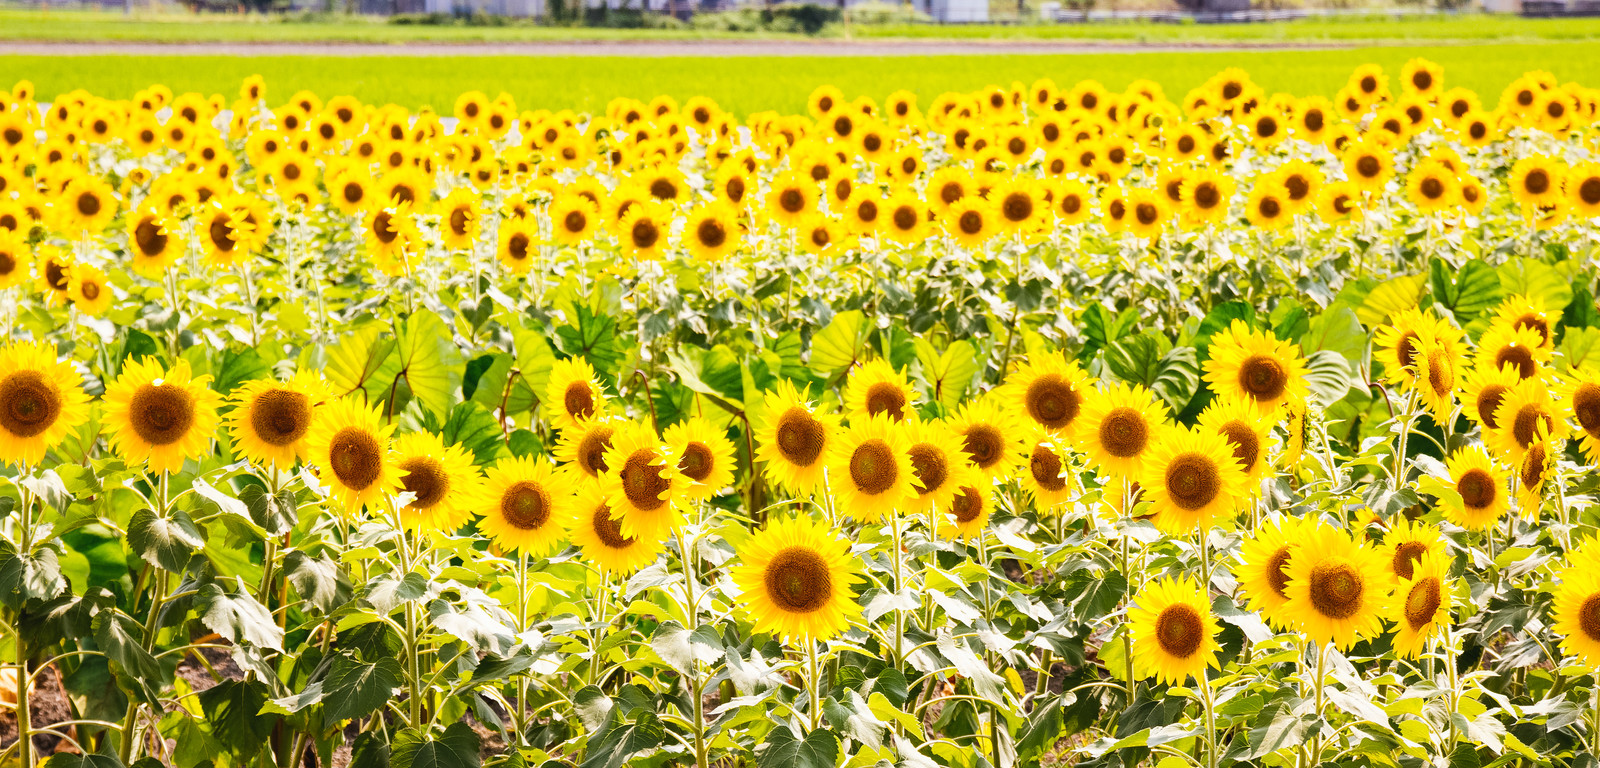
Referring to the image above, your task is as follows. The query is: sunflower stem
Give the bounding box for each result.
[13,471,33,768]
[890,510,906,671]
[1120,532,1135,706]
[1391,388,1418,491]
[1309,641,1328,766]
[515,549,529,744]
[806,639,822,733]
[1443,622,1460,754]
[1200,667,1217,768]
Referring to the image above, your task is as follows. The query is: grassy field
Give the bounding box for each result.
[5,8,1600,44]
[0,42,1596,115]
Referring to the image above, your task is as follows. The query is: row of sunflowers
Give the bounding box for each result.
[0,59,1597,768]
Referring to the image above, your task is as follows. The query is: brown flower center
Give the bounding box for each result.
[1476,384,1508,429]
[775,408,825,468]
[1155,603,1204,658]
[134,217,168,257]
[1098,407,1149,458]
[564,381,596,423]
[764,546,832,613]
[0,370,60,439]
[1164,453,1220,511]
[129,383,196,447]
[1266,546,1292,598]
[1457,468,1497,510]
[576,425,614,477]
[328,426,383,492]
[1025,374,1081,431]
[1392,541,1427,580]
[399,456,448,510]
[864,382,907,421]
[1220,421,1259,470]
[1403,577,1441,631]
[679,441,715,483]
[501,481,551,530]
[1308,559,1364,620]
[909,443,947,498]
[951,485,983,523]
[249,389,310,447]
[1512,405,1552,450]
[848,438,898,495]
[621,449,670,511]
[1030,445,1066,492]
[1239,354,1288,401]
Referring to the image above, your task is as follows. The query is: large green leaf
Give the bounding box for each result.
[391,722,481,768]
[554,301,621,375]
[379,309,460,420]
[810,309,869,374]
[1103,334,1198,413]
[1429,258,1503,323]
[582,705,666,768]
[127,507,205,572]
[1304,349,1354,405]
[1498,256,1573,311]
[322,653,404,725]
[0,540,66,610]
[198,679,276,754]
[913,337,980,413]
[1357,273,1426,327]
[324,324,396,401]
[92,610,163,706]
[1301,305,1366,367]
[1561,326,1600,372]
[195,578,284,651]
[1080,304,1138,360]
[758,728,839,768]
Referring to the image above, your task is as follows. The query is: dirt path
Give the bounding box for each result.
[0,39,1352,56]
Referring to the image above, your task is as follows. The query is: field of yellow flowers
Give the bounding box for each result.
[0,60,1598,768]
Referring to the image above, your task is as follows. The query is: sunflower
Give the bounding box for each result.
[555,415,618,487]
[545,357,608,433]
[1280,525,1393,650]
[828,413,917,522]
[390,432,479,532]
[1509,155,1565,208]
[1021,427,1074,511]
[1491,295,1556,351]
[303,397,399,512]
[435,187,481,251]
[683,203,741,262]
[1405,161,1460,213]
[948,397,1025,483]
[619,200,671,262]
[797,214,846,257]
[599,421,683,541]
[0,341,91,467]
[881,191,929,244]
[1075,383,1168,480]
[104,357,222,476]
[1390,550,1452,659]
[1141,426,1247,535]
[1245,181,1291,230]
[1489,378,1563,463]
[944,197,996,248]
[1317,181,1363,224]
[1441,445,1508,530]
[928,167,973,214]
[475,454,569,556]
[901,418,973,512]
[565,484,660,573]
[1412,338,1459,425]
[942,475,992,541]
[56,175,117,235]
[731,514,862,643]
[1384,518,1446,583]
[496,217,537,274]
[1202,320,1311,416]
[1178,169,1234,226]
[1000,352,1093,436]
[845,189,884,236]
[1238,514,1320,630]
[1516,421,1556,514]
[664,417,736,501]
[1124,189,1167,240]
[843,359,917,423]
[1553,556,1600,668]
[991,178,1044,234]
[1196,395,1273,484]
[1128,577,1221,686]
[1568,162,1600,218]
[754,381,840,496]
[1558,369,1600,463]
[1373,308,1457,391]
[66,264,112,316]
[1052,179,1094,226]
[0,233,31,291]
[226,371,326,469]
[766,172,816,228]
[1344,141,1394,194]
[125,206,184,278]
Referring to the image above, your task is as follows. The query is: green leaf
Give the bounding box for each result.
[1104,335,1198,412]
[127,507,204,572]
[282,549,343,612]
[1560,326,1600,372]
[0,540,66,610]
[1357,273,1426,327]
[1193,301,1256,358]
[240,484,298,537]
[1018,695,1067,762]
[196,578,285,651]
[199,679,276,753]
[1301,305,1365,367]
[391,722,481,768]
[1429,258,1503,323]
[649,620,725,675]
[41,755,125,768]
[322,653,404,725]
[809,309,869,374]
[1304,350,1354,405]
[434,401,506,466]
[582,706,666,768]
[212,346,272,396]
[554,302,620,375]
[92,610,163,706]
[914,337,981,413]
[383,309,460,420]
[758,728,838,768]
[1247,702,1319,759]
[1498,256,1573,312]
[325,324,396,401]
[1081,304,1138,359]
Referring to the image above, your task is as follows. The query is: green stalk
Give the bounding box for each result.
[890,511,906,670]
[14,472,34,768]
